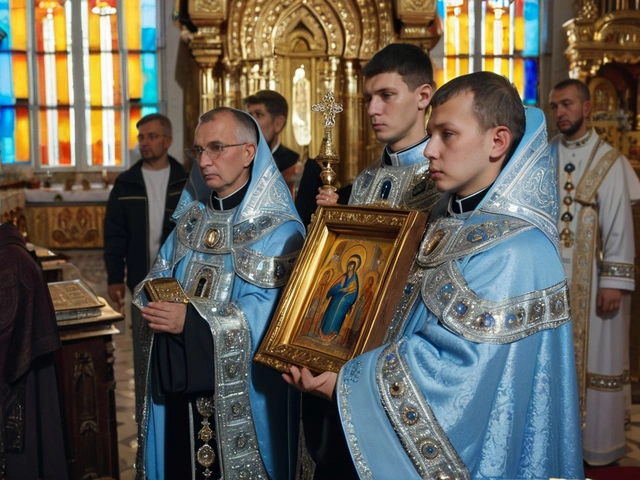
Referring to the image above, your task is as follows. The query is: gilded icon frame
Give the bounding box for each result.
[254,205,427,374]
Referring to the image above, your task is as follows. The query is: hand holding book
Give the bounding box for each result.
[143,278,189,304]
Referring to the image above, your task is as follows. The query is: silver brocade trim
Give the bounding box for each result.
[235,160,295,224]
[479,117,560,250]
[191,299,269,480]
[181,254,234,302]
[234,247,299,288]
[176,204,300,289]
[587,372,625,392]
[233,215,290,246]
[561,128,594,149]
[600,262,635,281]
[134,311,155,477]
[177,204,293,252]
[338,360,375,480]
[383,263,425,343]
[295,422,316,480]
[148,257,172,276]
[376,342,470,480]
[350,161,440,212]
[416,217,533,268]
[423,262,570,343]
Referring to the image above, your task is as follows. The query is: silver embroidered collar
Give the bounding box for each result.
[561,128,593,149]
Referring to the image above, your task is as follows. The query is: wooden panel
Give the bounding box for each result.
[55,305,122,480]
[26,204,106,249]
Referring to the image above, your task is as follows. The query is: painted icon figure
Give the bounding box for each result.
[319,254,361,337]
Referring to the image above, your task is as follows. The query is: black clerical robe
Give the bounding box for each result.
[0,223,68,479]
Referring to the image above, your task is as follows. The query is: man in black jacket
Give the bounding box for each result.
[103,113,187,404]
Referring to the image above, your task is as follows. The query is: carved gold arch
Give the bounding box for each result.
[564,2,640,148]
[181,0,440,186]
[565,9,640,80]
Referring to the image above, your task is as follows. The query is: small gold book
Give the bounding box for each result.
[144,278,189,304]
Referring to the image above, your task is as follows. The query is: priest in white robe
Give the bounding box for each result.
[550,78,640,466]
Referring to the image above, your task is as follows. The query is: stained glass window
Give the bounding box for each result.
[0,0,161,168]
[0,0,31,165]
[434,0,540,105]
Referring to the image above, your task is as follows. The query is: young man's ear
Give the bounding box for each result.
[273,114,286,135]
[489,126,513,163]
[417,83,433,111]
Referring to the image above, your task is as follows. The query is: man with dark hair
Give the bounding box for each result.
[550,78,640,466]
[296,42,441,480]
[133,107,305,479]
[286,72,584,479]
[104,112,187,409]
[245,89,301,195]
[312,42,439,213]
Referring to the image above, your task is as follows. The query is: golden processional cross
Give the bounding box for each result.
[312,92,343,191]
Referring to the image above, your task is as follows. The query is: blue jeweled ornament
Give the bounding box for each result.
[380,180,392,200]
[402,407,419,425]
[480,312,495,327]
[421,441,439,460]
[437,283,454,300]
[454,302,468,316]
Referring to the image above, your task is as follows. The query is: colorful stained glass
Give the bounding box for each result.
[0,0,31,164]
[126,0,158,152]
[434,0,540,104]
[436,0,475,86]
[1,0,160,169]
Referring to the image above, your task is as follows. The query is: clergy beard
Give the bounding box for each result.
[558,116,585,138]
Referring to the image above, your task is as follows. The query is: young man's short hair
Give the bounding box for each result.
[362,43,434,91]
[137,113,173,137]
[243,90,289,123]
[552,79,590,102]
[431,71,526,164]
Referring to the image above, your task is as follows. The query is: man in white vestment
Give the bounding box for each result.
[549,78,640,466]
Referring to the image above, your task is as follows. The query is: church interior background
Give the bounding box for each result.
[1,0,640,478]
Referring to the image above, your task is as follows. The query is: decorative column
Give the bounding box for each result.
[395,0,441,50]
[222,57,241,107]
[342,60,361,183]
[564,1,601,81]
[186,1,228,113]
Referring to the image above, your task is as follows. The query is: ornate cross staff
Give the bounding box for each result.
[312,92,343,191]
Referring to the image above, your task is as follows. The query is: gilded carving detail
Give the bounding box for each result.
[323,210,406,227]
[404,0,434,9]
[194,0,223,13]
[269,344,343,373]
[577,0,599,21]
[273,7,329,55]
[249,0,349,58]
[565,7,640,77]
[227,0,400,60]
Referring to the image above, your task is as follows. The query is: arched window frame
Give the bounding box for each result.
[0,0,165,171]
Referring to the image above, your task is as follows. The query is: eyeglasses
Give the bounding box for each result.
[137,133,166,142]
[185,142,248,161]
